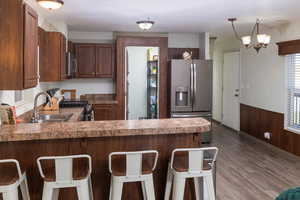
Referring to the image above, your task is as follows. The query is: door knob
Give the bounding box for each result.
[234,94,239,97]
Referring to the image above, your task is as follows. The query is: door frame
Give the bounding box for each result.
[221,51,241,131]
[116,36,168,119]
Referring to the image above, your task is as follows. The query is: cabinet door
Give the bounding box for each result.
[76,45,96,78]
[60,35,67,80]
[23,4,38,88]
[96,45,114,78]
[0,0,23,90]
[93,105,116,121]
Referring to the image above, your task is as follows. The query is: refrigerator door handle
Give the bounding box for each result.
[193,63,197,105]
[190,63,194,105]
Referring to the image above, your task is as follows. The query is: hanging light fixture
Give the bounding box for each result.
[136,18,155,31]
[228,18,271,53]
[37,0,64,10]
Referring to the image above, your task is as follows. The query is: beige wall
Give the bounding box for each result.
[239,21,300,114]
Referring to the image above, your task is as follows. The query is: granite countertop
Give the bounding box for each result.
[0,118,210,142]
[80,94,118,105]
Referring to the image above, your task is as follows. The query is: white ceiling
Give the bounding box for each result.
[36,0,300,36]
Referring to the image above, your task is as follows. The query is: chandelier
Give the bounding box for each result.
[228,18,271,53]
[37,0,64,10]
[136,19,155,31]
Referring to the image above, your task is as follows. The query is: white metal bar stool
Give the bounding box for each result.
[108,150,159,200]
[164,147,218,200]
[37,154,93,200]
[0,159,30,200]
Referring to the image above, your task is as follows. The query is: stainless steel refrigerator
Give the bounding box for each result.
[170,59,213,143]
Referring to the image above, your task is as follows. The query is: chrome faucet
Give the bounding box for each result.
[31,92,52,123]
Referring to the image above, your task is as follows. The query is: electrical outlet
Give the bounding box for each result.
[264,132,271,140]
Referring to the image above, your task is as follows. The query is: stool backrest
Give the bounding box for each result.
[170,147,218,173]
[37,154,92,182]
[0,159,22,179]
[109,150,158,177]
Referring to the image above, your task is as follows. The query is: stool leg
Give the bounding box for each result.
[52,189,59,200]
[111,177,123,200]
[172,175,185,200]
[194,177,201,200]
[144,175,155,200]
[20,174,30,200]
[88,177,94,200]
[3,188,18,200]
[42,183,54,200]
[164,166,173,200]
[109,177,113,200]
[204,174,215,200]
[77,180,91,200]
[141,181,147,200]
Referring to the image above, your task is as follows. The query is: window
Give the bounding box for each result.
[286,53,300,132]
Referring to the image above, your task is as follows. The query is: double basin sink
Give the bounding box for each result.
[35,113,73,123]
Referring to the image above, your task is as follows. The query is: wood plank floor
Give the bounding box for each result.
[210,123,300,200]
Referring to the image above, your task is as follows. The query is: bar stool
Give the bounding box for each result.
[37,154,93,200]
[108,150,159,200]
[0,159,30,200]
[164,147,218,200]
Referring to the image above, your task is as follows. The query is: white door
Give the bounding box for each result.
[222,52,240,131]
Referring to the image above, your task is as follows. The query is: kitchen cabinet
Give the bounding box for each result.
[93,104,116,121]
[23,4,38,88]
[0,1,38,90]
[76,44,96,78]
[75,43,114,78]
[39,31,67,82]
[96,44,114,78]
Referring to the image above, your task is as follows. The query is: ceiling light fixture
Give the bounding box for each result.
[136,19,155,31]
[37,0,64,10]
[228,18,271,53]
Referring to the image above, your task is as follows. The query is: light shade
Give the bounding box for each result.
[136,20,154,31]
[37,0,64,10]
[241,36,251,46]
[263,35,271,44]
[257,34,267,44]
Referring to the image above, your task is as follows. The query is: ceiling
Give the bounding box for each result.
[34,0,300,36]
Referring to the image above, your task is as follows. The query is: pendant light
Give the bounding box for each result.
[37,0,64,10]
[228,18,271,53]
[136,18,155,31]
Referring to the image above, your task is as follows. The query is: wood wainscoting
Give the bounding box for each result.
[240,103,300,157]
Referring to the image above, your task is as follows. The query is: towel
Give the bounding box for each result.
[277,188,300,200]
[0,106,16,125]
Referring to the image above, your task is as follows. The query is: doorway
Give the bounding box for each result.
[222,51,240,131]
[126,46,160,120]
[116,36,168,120]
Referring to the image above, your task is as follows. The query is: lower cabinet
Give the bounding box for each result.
[93,104,116,121]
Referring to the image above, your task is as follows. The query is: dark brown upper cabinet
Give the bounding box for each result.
[23,4,38,88]
[96,44,114,78]
[0,1,38,90]
[75,43,115,78]
[39,30,67,82]
[76,44,96,78]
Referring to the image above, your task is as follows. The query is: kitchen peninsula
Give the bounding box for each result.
[0,118,210,199]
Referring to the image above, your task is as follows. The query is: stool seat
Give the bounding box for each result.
[42,167,89,182]
[173,156,212,172]
[0,171,24,186]
[111,158,153,176]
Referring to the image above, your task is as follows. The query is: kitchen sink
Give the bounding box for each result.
[36,113,73,123]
